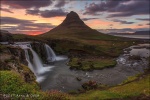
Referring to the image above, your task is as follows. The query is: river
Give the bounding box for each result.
[40,44,150,92]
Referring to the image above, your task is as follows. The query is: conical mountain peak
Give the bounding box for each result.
[60,11,85,27]
[66,11,80,19]
[43,11,92,34]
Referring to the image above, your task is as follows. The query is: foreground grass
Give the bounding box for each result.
[0,70,149,100]
[72,75,150,100]
[0,71,71,100]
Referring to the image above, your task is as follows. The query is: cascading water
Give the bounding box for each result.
[45,44,56,62]
[44,44,68,61]
[9,42,67,83]
[14,43,54,83]
[24,49,35,74]
[29,48,52,75]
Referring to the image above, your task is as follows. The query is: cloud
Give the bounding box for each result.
[112,19,134,24]
[82,18,98,21]
[0,17,35,25]
[138,24,143,26]
[1,17,55,34]
[26,9,40,16]
[136,18,150,21]
[26,9,68,18]
[1,0,52,9]
[146,23,150,25]
[55,0,67,7]
[84,0,150,17]
[0,7,14,13]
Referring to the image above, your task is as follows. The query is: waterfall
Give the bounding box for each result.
[16,43,53,83]
[29,48,52,75]
[44,44,68,61]
[11,42,67,83]
[45,44,56,62]
[24,49,35,74]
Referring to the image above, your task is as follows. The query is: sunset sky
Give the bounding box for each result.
[0,0,150,35]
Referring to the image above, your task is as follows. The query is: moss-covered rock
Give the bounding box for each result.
[68,57,117,71]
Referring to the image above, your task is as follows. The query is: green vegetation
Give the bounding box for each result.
[69,58,117,71]
[0,71,39,95]
[0,44,7,52]
[72,74,150,100]
[0,70,149,99]
[12,34,46,42]
[0,71,71,100]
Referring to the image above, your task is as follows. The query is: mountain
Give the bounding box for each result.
[50,11,91,32]
[134,31,150,35]
[40,11,114,40]
[108,30,150,35]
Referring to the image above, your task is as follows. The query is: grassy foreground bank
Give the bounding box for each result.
[0,70,149,100]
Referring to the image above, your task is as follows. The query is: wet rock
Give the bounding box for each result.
[7,46,27,65]
[31,42,47,63]
[76,77,82,81]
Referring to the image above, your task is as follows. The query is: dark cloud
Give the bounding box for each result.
[146,23,150,25]
[55,0,67,7]
[26,9,68,18]
[84,0,150,17]
[136,18,150,21]
[1,17,55,34]
[26,9,40,16]
[112,19,134,24]
[1,0,52,9]
[0,17,35,25]
[40,9,68,18]
[82,18,98,21]
[0,8,14,13]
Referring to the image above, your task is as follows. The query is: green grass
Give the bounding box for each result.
[0,71,72,100]
[1,70,149,100]
[0,44,7,52]
[69,58,117,71]
[0,71,39,94]
[72,75,150,100]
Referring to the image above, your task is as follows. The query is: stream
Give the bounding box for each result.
[40,44,150,92]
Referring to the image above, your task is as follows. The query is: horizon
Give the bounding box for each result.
[0,0,150,35]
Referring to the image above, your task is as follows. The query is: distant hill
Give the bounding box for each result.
[0,30,13,42]
[134,31,150,35]
[108,30,150,35]
[40,11,116,40]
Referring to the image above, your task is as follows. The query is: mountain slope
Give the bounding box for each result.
[40,11,116,40]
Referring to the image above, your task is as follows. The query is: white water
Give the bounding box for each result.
[14,43,54,83]
[24,49,35,73]
[1,42,67,83]
[45,44,56,62]
[30,48,52,75]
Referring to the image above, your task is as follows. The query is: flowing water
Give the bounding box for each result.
[40,43,150,92]
[45,44,56,62]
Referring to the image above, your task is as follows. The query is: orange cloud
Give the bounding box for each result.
[85,19,118,29]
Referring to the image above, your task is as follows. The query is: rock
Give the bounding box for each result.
[0,30,13,42]
[76,77,82,81]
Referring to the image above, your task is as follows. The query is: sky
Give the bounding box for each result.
[0,0,150,35]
